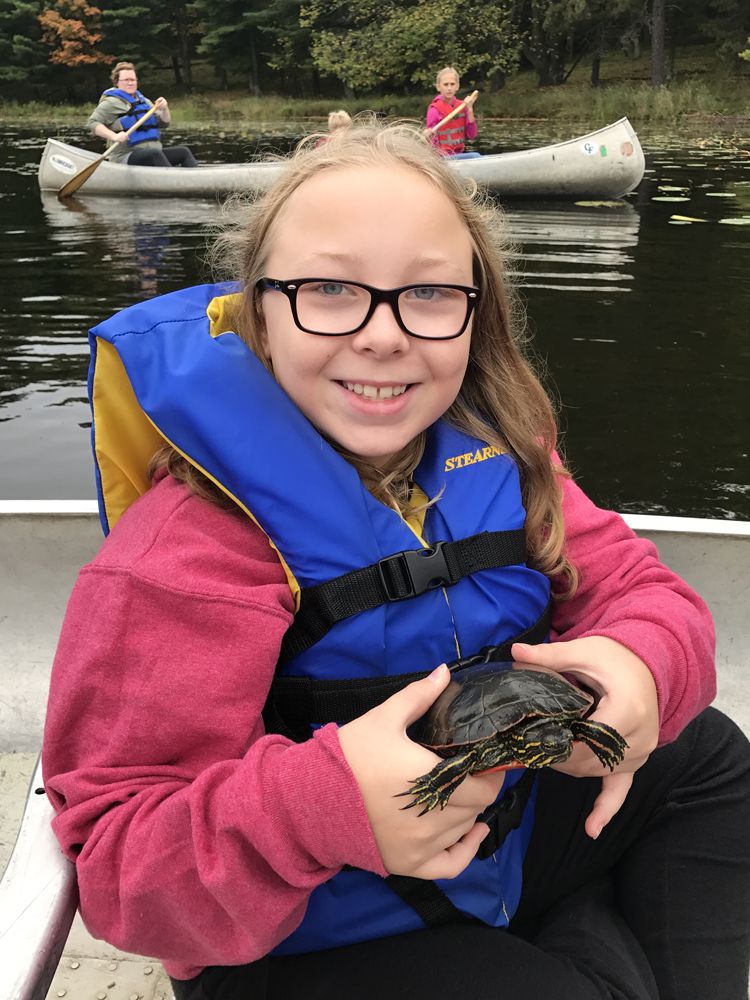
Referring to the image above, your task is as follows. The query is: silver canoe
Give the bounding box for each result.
[2,506,747,1000]
[37,118,645,199]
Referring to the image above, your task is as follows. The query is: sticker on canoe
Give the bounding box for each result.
[49,154,77,175]
[581,141,597,155]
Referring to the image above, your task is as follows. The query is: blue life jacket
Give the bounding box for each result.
[88,283,552,955]
[102,87,161,146]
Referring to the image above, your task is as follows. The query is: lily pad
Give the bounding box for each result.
[668,220,692,225]
[658,185,689,192]
[718,217,750,225]
[651,196,691,202]
[670,215,707,223]
[705,192,736,198]
[574,200,626,208]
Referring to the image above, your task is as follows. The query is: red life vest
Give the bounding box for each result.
[429,95,467,154]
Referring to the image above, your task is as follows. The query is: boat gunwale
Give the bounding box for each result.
[1,501,748,540]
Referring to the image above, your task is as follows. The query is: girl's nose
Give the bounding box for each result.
[352,300,409,354]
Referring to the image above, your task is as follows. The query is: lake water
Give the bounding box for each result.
[1,121,748,518]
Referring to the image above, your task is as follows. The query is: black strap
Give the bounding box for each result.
[279,529,527,663]
[264,603,551,742]
[384,874,473,927]
[384,771,537,926]
[476,769,536,860]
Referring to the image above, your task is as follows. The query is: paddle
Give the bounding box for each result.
[427,90,479,135]
[57,101,161,200]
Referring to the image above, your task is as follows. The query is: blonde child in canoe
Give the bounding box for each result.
[426,66,479,157]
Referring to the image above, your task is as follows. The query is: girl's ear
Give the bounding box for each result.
[256,302,273,361]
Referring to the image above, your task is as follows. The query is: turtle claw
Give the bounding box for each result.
[396,760,471,813]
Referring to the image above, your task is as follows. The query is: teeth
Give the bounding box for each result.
[344,382,407,399]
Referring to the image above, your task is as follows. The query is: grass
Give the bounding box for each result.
[2,45,749,131]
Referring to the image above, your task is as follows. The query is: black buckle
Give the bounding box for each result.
[476,787,525,860]
[377,542,452,601]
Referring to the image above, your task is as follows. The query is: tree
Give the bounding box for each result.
[512,0,641,88]
[191,0,273,93]
[651,0,666,84]
[302,0,522,95]
[38,0,111,67]
[0,0,49,87]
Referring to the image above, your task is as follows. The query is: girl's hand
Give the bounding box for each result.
[462,91,478,108]
[338,665,505,880]
[511,637,660,839]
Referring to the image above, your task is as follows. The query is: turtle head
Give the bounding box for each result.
[511,720,574,767]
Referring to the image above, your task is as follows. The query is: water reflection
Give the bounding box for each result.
[40,193,221,298]
[503,201,639,294]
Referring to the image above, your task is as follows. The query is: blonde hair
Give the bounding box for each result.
[153,119,576,593]
[436,66,460,88]
[328,109,352,132]
[111,61,136,86]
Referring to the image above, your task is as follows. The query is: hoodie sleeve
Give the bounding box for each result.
[551,473,716,744]
[42,482,385,980]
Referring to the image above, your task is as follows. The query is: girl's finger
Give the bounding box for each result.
[410,822,489,880]
[585,771,634,839]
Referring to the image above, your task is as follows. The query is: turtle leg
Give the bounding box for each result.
[570,719,629,770]
[397,737,517,814]
[396,747,481,815]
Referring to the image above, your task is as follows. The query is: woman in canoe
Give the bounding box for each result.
[87,61,198,168]
[426,66,479,158]
[44,121,749,999]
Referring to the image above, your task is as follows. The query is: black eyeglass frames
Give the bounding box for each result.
[257,277,479,341]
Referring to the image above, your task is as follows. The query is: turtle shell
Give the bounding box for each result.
[407,661,594,750]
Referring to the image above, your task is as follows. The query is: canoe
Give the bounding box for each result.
[2,506,747,1000]
[37,118,645,200]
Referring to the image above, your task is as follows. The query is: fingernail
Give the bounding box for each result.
[428,664,447,683]
[513,643,531,654]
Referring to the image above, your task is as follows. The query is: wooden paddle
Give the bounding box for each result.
[427,90,479,135]
[57,101,161,200]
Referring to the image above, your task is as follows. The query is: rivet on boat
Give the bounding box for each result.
[144,966,153,975]
[108,962,118,971]
[69,961,80,969]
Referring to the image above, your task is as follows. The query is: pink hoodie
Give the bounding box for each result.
[42,470,715,978]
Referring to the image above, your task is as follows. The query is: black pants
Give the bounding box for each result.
[172,708,750,1000]
[128,145,198,168]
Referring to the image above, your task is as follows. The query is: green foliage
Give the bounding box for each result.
[740,38,750,62]
[0,0,48,85]
[302,0,522,93]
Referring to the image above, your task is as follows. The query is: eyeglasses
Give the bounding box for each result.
[258,278,479,340]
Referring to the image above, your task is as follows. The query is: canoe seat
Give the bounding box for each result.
[0,755,77,1000]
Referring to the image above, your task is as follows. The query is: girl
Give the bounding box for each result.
[426,66,479,157]
[43,122,749,1000]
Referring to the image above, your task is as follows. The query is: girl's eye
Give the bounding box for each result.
[410,286,444,301]
[313,282,346,296]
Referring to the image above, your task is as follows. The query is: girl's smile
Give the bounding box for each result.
[259,164,474,468]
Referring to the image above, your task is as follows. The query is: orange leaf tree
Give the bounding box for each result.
[38,0,111,66]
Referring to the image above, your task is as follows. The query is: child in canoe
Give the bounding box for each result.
[43,120,750,999]
[426,66,479,157]
[315,109,353,146]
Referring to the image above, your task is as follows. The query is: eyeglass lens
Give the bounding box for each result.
[295,281,471,338]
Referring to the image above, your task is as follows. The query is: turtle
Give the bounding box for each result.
[398,662,628,814]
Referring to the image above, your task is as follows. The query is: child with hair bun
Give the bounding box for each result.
[43,121,750,1000]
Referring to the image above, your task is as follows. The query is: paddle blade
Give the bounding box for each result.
[57,155,105,200]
